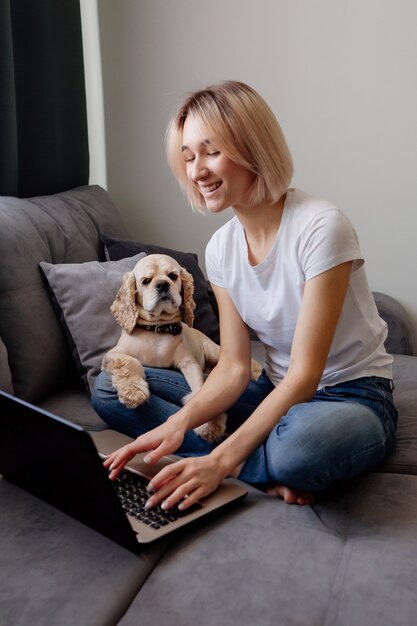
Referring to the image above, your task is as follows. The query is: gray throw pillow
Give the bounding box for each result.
[40,253,146,393]
[101,235,220,344]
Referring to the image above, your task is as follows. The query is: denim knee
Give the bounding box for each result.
[264,400,390,491]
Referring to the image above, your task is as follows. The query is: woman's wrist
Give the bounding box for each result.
[210,440,243,478]
[167,405,192,432]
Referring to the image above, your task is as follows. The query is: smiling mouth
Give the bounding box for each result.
[201,181,222,194]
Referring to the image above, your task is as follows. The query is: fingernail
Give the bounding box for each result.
[147,482,154,492]
[144,455,151,464]
[145,499,153,510]
[161,501,168,510]
[109,463,114,471]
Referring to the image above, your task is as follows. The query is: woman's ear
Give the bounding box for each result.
[180,268,195,327]
[110,272,138,333]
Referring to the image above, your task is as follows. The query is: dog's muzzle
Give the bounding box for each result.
[156,281,170,294]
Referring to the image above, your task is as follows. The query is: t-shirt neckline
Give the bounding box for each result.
[238,190,292,272]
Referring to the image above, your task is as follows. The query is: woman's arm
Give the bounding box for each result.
[175,282,254,430]
[210,260,354,474]
[140,260,353,511]
[104,283,254,475]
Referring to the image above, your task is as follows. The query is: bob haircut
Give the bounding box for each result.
[166,80,294,213]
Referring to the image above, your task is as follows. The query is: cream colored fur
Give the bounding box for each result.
[103,254,261,443]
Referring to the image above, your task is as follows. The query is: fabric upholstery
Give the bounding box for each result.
[37,381,107,431]
[0,185,126,401]
[120,473,417,626]
[0,478,170,626]
[378,354,417,476]
[40,253,146,393]
[102,235,220,344]
[373,291,414,355]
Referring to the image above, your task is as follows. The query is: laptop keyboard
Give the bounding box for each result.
[112,468,202,529]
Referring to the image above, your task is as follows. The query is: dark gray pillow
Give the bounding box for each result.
[101,235,220,344]
[40,253,146,393]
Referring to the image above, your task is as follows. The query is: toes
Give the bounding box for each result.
[266,484,315,506]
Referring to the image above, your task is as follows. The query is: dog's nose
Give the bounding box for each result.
[156,281,169,293]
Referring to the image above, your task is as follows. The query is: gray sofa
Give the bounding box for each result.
[1,185,417,626]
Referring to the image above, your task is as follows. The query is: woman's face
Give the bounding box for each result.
[181,115,254,213]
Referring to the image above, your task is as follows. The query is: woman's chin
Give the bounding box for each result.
[205,199,228,214]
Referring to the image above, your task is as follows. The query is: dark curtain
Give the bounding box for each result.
[0,0,89,198]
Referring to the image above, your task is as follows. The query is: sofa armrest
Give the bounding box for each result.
[373,292,414,356]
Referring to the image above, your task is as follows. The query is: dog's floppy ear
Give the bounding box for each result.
[180,267,195,327]
[110,272,138,333]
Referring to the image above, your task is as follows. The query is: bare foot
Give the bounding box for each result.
[266,484,315,506]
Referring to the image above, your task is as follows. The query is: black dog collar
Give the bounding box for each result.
[137,322,183,336]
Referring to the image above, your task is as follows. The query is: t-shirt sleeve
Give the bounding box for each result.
[301,208,364,280]
[205,234,225,288]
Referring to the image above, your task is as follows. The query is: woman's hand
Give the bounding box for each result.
[103,417,186,480]
[145,454,228,512]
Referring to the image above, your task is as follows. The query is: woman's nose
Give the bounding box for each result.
[191,157,208,181]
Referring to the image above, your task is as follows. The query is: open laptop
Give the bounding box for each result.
[0,390,247,553]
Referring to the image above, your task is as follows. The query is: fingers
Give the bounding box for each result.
[141,443,168,466]
[145,458,216,511]
[146,459,184,490]
[101,428,168,478]
[146,477,197,512]
[141,430,184,465]
[103,443,138,479]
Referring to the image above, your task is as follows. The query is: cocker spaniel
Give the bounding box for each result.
[102,254,261,443]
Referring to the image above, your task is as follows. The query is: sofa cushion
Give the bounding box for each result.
[119,473,417,626]
[37,381,107,431]
[102,235,220,344]
[0,185,127,402]
[378,354,417,476]
[40,253,146,393]
[0,477,170,626]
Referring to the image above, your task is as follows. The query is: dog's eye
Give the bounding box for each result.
[168,273,178,281]
[142,277,152,285]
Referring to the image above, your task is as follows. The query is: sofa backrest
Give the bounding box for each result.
[0,185,126,402]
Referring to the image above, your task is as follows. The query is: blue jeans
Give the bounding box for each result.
[91,369,397,492]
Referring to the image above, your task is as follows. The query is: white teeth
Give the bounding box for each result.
[201,181,222,193]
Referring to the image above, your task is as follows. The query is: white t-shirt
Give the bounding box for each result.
[205,188,392,388]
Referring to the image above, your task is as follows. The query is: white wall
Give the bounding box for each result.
[97,0,417,352]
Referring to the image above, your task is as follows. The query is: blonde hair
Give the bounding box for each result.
[166,80,293,212]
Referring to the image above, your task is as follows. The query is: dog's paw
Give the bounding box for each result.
[250,359,263,381]
[182,389,199,405]
[117,379,150,409]
[194,414,227,443]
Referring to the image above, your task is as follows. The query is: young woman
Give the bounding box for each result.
[92,80,397,509]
